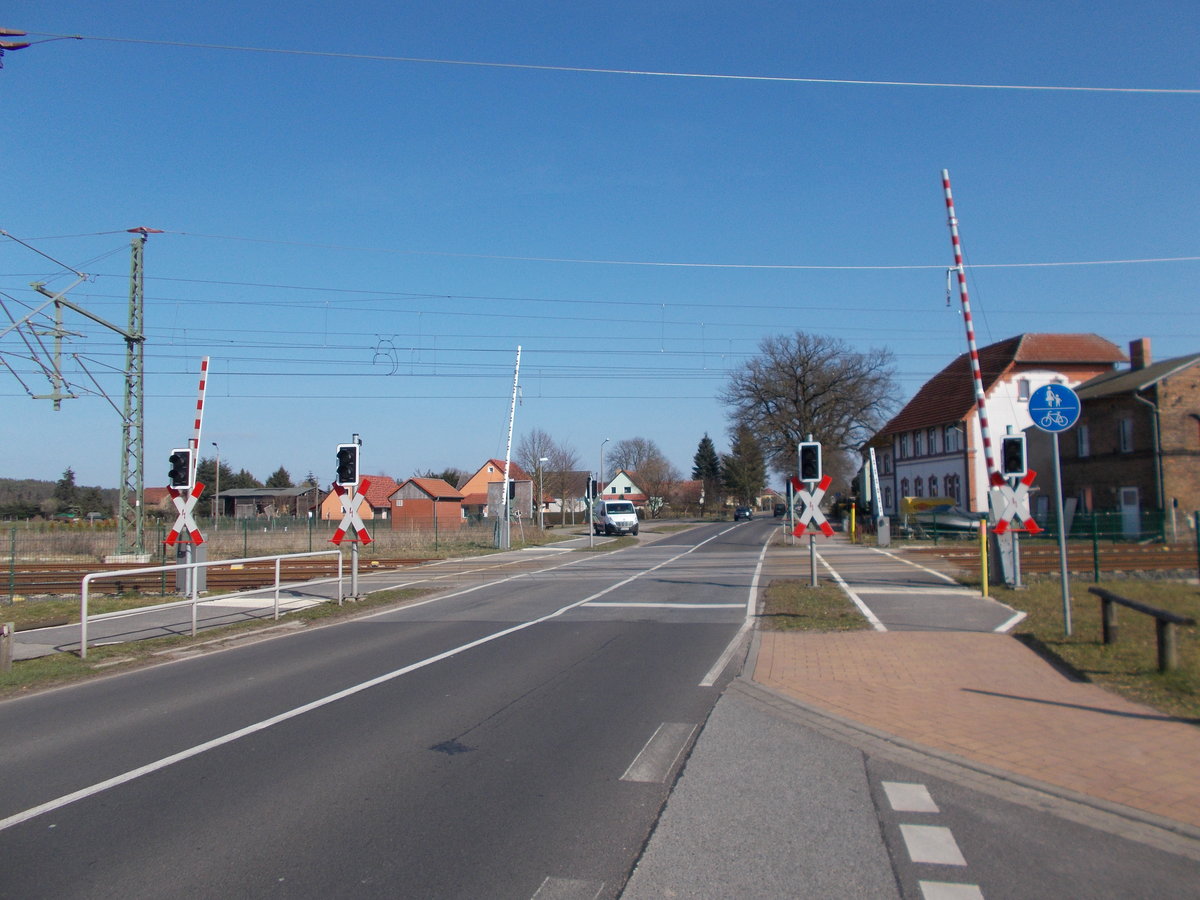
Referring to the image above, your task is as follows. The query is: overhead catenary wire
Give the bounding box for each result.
[20,31,1200,95]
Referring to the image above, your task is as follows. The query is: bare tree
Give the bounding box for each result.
[721,332,898,482]
[635,455,681,518]
[516,428,557,478]
[609,437,663,475]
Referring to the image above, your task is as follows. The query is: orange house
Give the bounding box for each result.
[319,475,402,522]
[389,478,465,530]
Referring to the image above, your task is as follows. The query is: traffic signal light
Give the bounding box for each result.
[168,448,192,488]
[335,443,359,487]
[1000,434,1027,478]
[798,441,822,483]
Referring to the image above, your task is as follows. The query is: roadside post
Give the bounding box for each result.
[331,438,369,600]
[792,438,834,587]
[1,622,12,673]
[1030,383,1082,635]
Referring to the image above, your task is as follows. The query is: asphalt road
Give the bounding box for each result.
[0,520,770,898]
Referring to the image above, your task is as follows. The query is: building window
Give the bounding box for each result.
[883,486,893,511]
[623,486,631,494]
[1018,378,1031,401]
[1076,423,1090,458]
[929,475,938,496]
[914,477,924,498]
[899,434,910,459]
[1119,418,1134,453]
[881,452,892,475]
[927,427,939,455]
[900,478,910,497]
[944,425,960,453]
[914,430,924,456]
[946,474,960,504]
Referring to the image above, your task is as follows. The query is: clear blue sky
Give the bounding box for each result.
[3,1,1197,490]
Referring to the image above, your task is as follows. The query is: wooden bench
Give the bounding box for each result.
[1087,587,1196,672]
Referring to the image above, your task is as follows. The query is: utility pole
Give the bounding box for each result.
[498,346,521,550]
[117,229,154,556]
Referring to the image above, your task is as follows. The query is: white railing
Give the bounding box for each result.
[79,550,344,659]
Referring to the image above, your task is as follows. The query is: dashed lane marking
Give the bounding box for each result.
[620,723,697,783]
[883,781,940,813]
[531,876,605,899]
[899,824,968,866]
[919,881,985,899]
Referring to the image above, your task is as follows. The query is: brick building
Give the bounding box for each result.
[1060,338,1200,537]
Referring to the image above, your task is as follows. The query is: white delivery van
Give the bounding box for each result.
[593,499,640,536]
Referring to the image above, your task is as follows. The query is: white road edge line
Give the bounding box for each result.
[994,609,1028,633]
[699,532,771,687]
[620,722,697,783]
[816,551,887,632]
[0,537,719,834]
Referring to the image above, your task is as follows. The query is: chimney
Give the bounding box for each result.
[1129,337,1151,370]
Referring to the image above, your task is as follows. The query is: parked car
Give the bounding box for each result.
[773,503,787,517]
[734,506,753,521]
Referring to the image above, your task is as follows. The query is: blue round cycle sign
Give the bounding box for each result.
[1029,384,1081,433]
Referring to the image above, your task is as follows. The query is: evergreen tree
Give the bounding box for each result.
[53,468,78,509]
[266,466,293,488]
[691,434,722,516]
[721,425,766,506]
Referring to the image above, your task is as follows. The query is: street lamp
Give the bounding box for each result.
[600,438,609,500]
[211,441,220,524]
[538,456,549,529]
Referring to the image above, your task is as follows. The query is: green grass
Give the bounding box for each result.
[759,579,871,632]
[987,579,1199,721]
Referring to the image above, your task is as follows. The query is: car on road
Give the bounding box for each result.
[734,506,753,521]
[773,503,787,517]
[593,499,640,536]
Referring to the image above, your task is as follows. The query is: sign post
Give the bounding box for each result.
[790,472,833,587]
[1030,383,1082,635]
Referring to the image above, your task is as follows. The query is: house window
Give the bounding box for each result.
[624,486,631,494]
[945,425,962,452]
[900,478,910,497]
[883,486,893,511]
[1077,423,1090,458]
[927,427,939,455]
[947,474,960,504]
[914,430,924,456]
[914,477,924,498]
[928,475,938,496]
[881,453,892,475]
[1018,378,1031,401]
[899,434,910,459]
[1119,418,1134,453]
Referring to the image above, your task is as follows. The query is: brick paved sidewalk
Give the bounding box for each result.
[754,629,1200,830]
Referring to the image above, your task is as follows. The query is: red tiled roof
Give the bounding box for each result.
[880,333,1125,435]
[403,478,464,500]
[461,492,489,507]
[360,475,402,508]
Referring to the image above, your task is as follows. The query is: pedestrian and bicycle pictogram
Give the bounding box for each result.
[789,474,834,538]
[1029,383,1081,434]
[164,482,205,546]
[992,470,1043,535]
[330,478,373,545]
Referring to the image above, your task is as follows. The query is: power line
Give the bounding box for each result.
[23,31,1200,95]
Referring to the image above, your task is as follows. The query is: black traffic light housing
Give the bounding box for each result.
[1000,434,1027,478]
[168,448,193,488]
[798,441,822,483]
[335,443,359,487]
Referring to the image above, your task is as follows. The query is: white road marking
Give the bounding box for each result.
[900,824,968,866]
[699,532,772,686]
[587,602,744,609]
[994,610,1027,633]
[531,876,605,899]
[0,537,720,833]
[853,586,983,596]
[882,781,940,813]
[868,546,961,584]
[620,723,697,783]
[816,552,887,632]
[919,881,985,899]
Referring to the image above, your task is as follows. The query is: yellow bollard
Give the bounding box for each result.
[979,520,989,597]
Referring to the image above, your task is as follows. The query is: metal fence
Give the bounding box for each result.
[3,516,534,566]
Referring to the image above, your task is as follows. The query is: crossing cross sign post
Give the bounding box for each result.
[330,478,373,546]
[789,474,834,538]
[164,482,205,546]
[992,470,1043,535]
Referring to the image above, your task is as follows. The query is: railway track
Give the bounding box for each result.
[2,558,428,596]
[908,542,1198,576]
